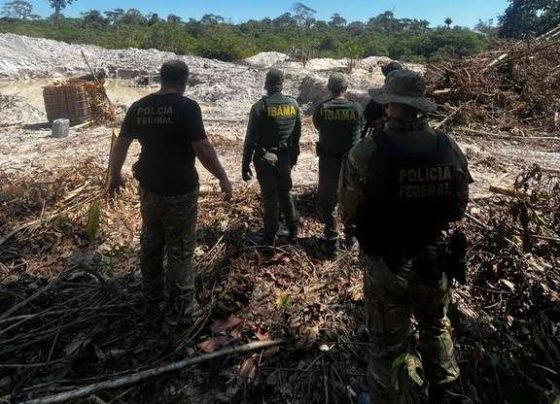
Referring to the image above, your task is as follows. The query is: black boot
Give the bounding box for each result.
[288,225,299,243]
[321,238,339,259]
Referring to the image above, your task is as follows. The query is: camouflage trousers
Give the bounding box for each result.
[139,186,198,317]
[362,252,459,404]
[254,153,299,238]
[317,156,342,240]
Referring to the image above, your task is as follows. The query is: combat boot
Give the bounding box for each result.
[288,225,299,243]
[261,234,277,247]
[144,301,164,332]
[321,238,340,259]
[164,298,196,336]
[343,226,358,250]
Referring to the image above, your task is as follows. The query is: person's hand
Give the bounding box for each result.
[105,175,125,198]
[220,178,233,201]
[242,165,253,182]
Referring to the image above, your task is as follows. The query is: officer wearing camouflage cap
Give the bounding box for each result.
[312,72,363,257]
[362,61,403,136]
[242,68,301,246]
[340,69,472,403]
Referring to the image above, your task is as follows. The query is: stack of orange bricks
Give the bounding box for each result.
[43,81,115,125]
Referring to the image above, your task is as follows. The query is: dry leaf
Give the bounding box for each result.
[239,357,257,378]
[211,315,242,334]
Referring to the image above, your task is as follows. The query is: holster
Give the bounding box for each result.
[374,238,448,283]
[417,240,447,282]
[445,231,468,285]
[255,145,279,167]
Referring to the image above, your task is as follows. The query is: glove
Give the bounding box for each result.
[242,165,253,182]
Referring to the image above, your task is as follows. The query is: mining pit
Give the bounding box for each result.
[1,33,559,404]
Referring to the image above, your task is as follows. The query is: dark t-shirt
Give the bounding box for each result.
[120,93,207,196]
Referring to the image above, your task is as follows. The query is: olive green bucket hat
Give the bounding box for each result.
[369,69,436,114]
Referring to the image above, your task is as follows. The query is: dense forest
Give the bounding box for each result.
[0,0,558,62]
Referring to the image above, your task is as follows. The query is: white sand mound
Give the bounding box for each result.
[358,56,393,70]
[0,94,46,124]
[245,52,288,68]
[305,58,348,71]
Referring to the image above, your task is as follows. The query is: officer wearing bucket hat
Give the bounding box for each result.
[312,72,363,257]
[242,68,301,246]
[362,61,403,136]
[339,69,472,403]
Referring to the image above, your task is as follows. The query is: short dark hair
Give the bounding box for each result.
[160,60,189,86]
[382,61,403,77]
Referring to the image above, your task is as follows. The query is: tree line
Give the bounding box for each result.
[0,1,558,62]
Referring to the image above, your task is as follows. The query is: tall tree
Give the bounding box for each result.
[146,12,160,26]
[104,8,124,25]
[273,12,296,27]
[292,2,316,27]
[120,8,146,25]
[475,19,498,37]
[81,9,106,28]
[329,13,347,28]
[201,14,224,25]
[444,17,453,28]
[368,11,401,34]
[2,0,33,19]
[167,14,182,24]
[48,0,74,17]
[499,0,560,38]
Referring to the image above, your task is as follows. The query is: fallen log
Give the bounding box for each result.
[456,127,560,141]
[0,191,101,247]
[489,186,525,199]
[435,101,474,130]
[20,340,283,404]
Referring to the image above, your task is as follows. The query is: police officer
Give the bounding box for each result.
[313,72,363,257]
[339,70,471,403]
[242,68,301,246]
[362,61,403,136]
[107,60,232,331]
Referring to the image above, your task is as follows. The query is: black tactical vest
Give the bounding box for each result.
[258,93,298,151]
[356,130,460,256]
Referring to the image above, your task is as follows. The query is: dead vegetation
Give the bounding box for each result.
[2,27,560,404]
[427,26,560,135]
[0,157,558,403]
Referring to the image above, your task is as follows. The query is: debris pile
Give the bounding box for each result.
[0,161,365,403]
[0,93,46,126]
[427,26,560,133]
[1,160,559,403]
[455,164,560,402]
[83,81,117,124]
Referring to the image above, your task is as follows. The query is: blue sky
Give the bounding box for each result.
[25,0,508,28]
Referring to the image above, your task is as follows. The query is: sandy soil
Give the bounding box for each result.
[1,34,558,200]
[2,110,559,200]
